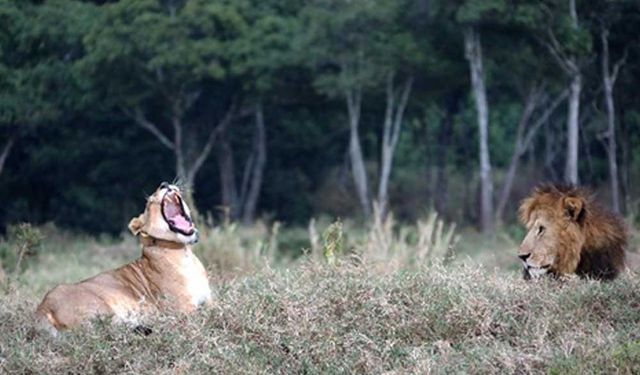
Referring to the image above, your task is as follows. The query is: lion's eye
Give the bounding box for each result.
[537,225,545,235]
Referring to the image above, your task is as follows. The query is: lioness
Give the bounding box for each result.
[35,182,211,335]
[518,184,626,280]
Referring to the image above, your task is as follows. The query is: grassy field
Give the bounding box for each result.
[1,218,640,374]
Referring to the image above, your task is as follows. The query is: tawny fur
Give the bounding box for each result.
[518,185,626,280]
[34,184,211,334]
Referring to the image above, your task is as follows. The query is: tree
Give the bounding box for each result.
[81,0,248,209]
[454,0,512,234]
[494,84,568,224]
[600,27,626,213]
[525,0,592,184]
[378,72,413,218]
[239,101,267,224]
[589,1,637,213]
[212,0,301,223]
[463,26,493,234]
[301,0,420,221]
[300,0,375,218]
[214,103,267,223]
[491,37,568,224]
[0,0,88,178]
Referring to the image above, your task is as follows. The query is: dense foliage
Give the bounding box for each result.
[1,0,640,234]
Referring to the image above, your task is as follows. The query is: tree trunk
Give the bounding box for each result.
[542,0,583,185]
[0,134,16,178]
[434,96,457,217]
[464,27,493,234]
[495,87,538,225]
[128,99,235,215]
[217,128,239,218]
[346,87,371,219]
[564,71,581,185]
[377,73,413,221]
[564,0,581,185]
[240,101,267,224]
[543,120,559,181]
[604,77,619,213]
[620,106,631,214]
[569,0,577,27]
[601,28,626,213]
[171,108,187,184]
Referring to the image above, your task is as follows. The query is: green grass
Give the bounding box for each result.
[1,223,639,374]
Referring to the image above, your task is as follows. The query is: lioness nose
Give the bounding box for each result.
[159,181,170,190]
[518,253,531,261]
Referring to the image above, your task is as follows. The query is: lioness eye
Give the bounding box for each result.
[537,225,545,235]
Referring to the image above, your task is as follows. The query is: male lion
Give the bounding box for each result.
[35,182,211,335]
[518,184,626,280]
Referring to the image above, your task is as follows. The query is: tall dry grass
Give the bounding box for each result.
[362,208,458,273]
[1,217,639,374]
[2,264,640,374]
[195,210,459,277]
[195,217,283,280]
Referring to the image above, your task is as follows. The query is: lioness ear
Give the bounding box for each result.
[128,214,145,235]
[563,196,584,222]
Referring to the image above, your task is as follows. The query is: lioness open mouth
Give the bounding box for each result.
[161,190,194,235]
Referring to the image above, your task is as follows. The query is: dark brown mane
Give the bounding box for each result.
[519,184,627,280]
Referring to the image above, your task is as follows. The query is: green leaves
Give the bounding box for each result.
[0,0,87,131]
[455,0,508,24]
[299,0,421,97]
[81,0,248,108]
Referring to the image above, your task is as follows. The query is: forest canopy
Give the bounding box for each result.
[1,0,639,235]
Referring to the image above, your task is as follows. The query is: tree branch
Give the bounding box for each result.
[514,83,543,150]
[125,107,175,150]
[390,76,413,148]
[0,133,17,177]
[611,47,629,86]
[383,71,396,146]
[186,100,238,183]
[239,146,255,208]
[542,29,573,74]
[520,89,569,153]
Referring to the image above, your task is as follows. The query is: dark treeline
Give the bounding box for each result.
[1,0,640,235]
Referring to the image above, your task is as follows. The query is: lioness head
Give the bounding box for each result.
[517,187,586,279]
[128,182,198,244]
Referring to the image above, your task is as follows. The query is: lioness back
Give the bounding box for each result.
[36,267,148,331]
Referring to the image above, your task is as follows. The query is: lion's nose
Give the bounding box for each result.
[159,181,170,190]
[518,253,531,262]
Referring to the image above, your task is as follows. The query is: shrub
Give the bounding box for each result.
[0,223,42,277]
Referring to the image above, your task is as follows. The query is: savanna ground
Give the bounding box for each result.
[1,215,640,374]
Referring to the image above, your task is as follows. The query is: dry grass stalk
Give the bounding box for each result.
[364,205,459,273]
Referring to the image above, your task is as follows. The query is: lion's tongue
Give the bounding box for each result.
[171,215,192,231]
[166,201,192,232]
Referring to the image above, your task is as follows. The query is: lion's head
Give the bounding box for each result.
[128,182,198,244]
[517,185,626,280]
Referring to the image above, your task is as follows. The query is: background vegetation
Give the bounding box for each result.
[1,222,640,373]
[2,0,640,235]
[2,1,640,372]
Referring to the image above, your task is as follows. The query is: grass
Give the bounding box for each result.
[1,218,639,374]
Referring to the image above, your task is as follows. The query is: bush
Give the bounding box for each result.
[0,223,42,277]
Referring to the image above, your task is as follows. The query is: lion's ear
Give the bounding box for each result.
[128,214,145,235]
[563,196,584,222]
